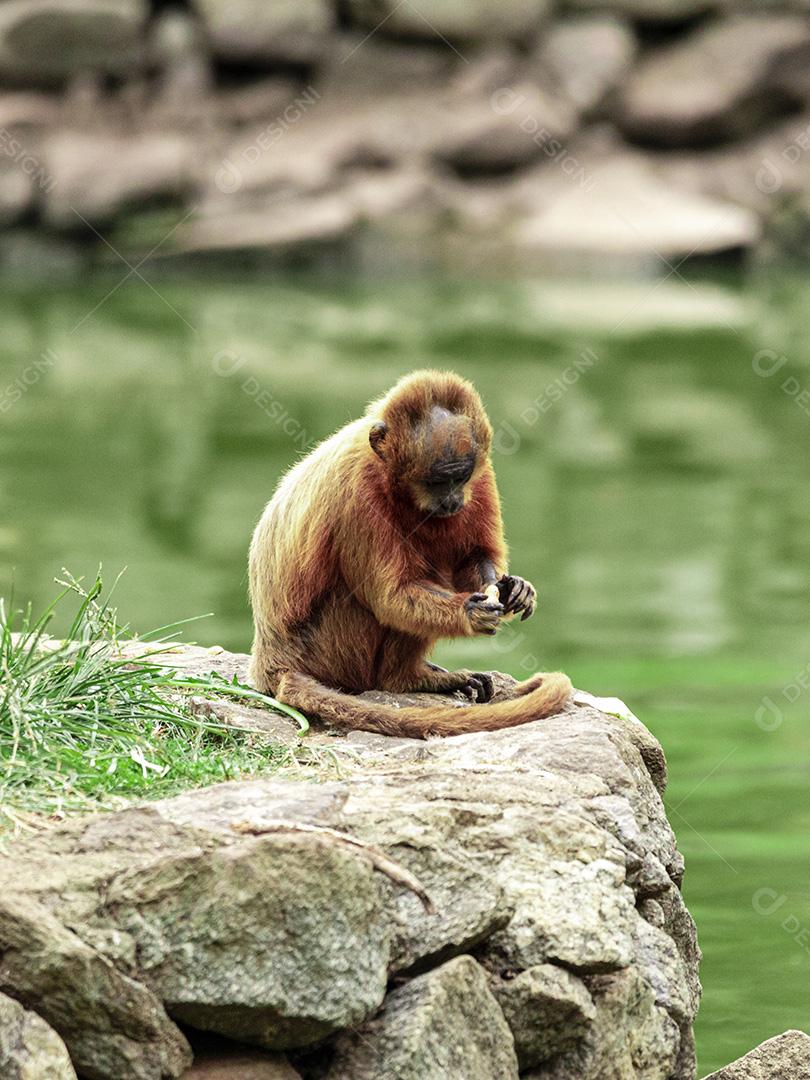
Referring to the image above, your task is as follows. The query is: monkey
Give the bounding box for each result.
[248,369,572,738]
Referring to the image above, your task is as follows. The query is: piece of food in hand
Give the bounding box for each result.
[485,582,515,619]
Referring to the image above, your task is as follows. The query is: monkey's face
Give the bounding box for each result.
[414,453,476,517]
[370,404,485,518]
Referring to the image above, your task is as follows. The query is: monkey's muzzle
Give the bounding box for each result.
[432,492,465,517]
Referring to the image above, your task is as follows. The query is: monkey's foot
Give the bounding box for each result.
[458,671,495,703]
[497,575,536,621]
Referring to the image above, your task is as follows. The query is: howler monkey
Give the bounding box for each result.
[249,370,571,738]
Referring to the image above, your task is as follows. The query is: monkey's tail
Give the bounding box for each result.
[275,670,572,739]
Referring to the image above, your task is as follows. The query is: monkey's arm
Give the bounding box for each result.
[364,577,502,638]
[453,551,501,592]
[452,489,536,621]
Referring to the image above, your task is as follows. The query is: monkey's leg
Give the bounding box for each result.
[410,665,495,703]
[374,637,494,703]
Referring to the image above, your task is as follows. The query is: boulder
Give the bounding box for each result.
[345,0,552,43]
[173,195,360,257]
[0,0,146,88]
[492,964,596,1068]
[326,956,519,1080]
[529,967,681,1080]
[105,836,392,1049]
[0,991,77,1080]
[514,146,760,261]
[533,15,637,116]
[0,644,699,1080]
[321,36,456,95]
[619,15,810,146]
[0,891,192,1080]
[0,90,60,130]
[701,1029,810,1079]
[195,0,334,66]
[566,0,712,20]
[41,131,198,228]
[441,82,576,174]
[181,1048,301,1079]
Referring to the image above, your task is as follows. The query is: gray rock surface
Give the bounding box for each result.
[701,1029,810,1079]
[326,956,519,1080]
[0,991,77,1080]
[196,0,334,65]
[492,963,596,1068]
[567,0,712,19]
[181,1048,301,1079]
[346,0,552,42]
[0,644,699,1080]
[514,146,760,261]
[0,890,192,1080]
[41,131,198,227]
[534,15,637,116]
[0,0,808,265]
[530,966,681,1080]
[619,15,810,145]
[0,0,146,87]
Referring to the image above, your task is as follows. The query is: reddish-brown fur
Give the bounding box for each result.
[249,370,571,737]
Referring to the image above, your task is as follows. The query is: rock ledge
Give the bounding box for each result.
[0,645,700,1080]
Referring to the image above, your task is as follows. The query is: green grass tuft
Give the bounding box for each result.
[0,570,312,825]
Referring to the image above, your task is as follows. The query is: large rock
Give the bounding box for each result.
[436,81,576,174]
[619,15,810,146]
[492,964,596,1068]
[0,0,146,87]
[196,0,334,66]
[181,1047,301,1079]
[41,131,198,228]
[346,0,552,42]
[514,146,760,261]
[105,835,392,1048]
[0,991,77,1080]
[326,956,519,1080]
[0,891,192,1080]
[701,1029,810,1079]
[566,0,712,20]
[533,15,637,116]
[529,966,681,1080]
[0,644,700,1080]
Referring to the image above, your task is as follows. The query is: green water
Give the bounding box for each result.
[1,273,809,1073]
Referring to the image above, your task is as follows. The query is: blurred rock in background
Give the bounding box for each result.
[1,0,810,271]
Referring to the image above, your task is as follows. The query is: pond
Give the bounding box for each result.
[1,270,809,1073]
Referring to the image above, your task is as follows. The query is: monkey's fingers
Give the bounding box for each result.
[497,575,523,612]
[465,593,504,635]
[469,672,494,702]
[463,676,485,701]
[498,575,537,618]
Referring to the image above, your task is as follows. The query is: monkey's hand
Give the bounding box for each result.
[496,575,537,621]
[464,593,504,636]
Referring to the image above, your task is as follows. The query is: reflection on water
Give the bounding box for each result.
[1,273,809,1072]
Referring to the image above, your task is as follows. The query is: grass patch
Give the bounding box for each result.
[0,571,314,825]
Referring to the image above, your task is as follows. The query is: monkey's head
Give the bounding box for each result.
[367,370,492,518]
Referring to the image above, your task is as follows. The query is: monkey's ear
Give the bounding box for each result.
[369,421,388,459]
